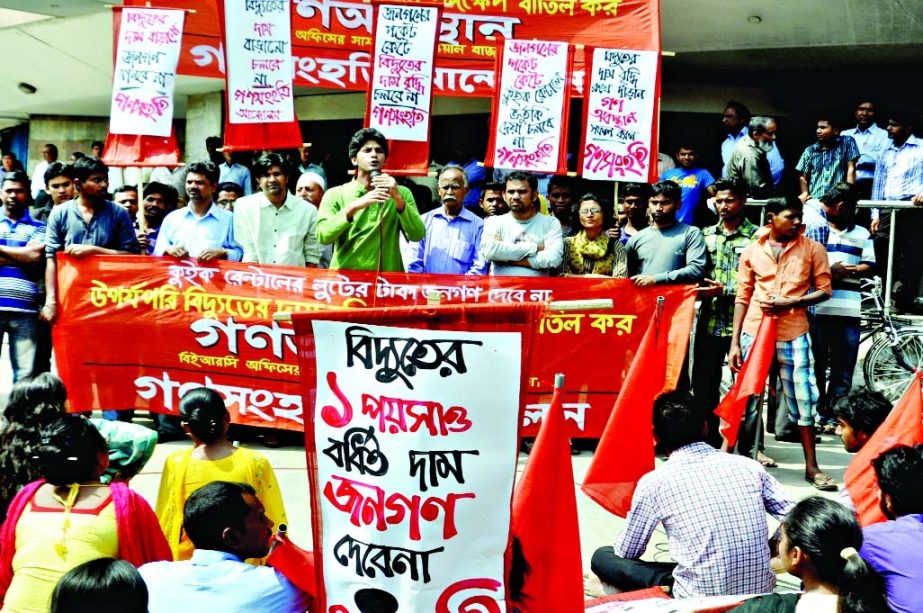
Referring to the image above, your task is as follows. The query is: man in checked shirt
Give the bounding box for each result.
[590,391,794,598]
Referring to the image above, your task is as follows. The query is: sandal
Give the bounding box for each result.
[821,423,838,435]
[757,452,778,468]
[805,473,838,491]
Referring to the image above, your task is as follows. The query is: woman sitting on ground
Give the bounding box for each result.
[155,387,287,561]
[0,374,158,522]
[0,415,170,612]
[559,194,627,278]
[730,496,889,613]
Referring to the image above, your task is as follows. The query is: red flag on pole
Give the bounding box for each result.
[714,315,778,451]
[511,373,582,612]
[266,530,317,597]
[845,370,923,526]
[581,289,696,517]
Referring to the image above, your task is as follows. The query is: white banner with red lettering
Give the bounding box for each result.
[109,8,184,137]
[580,48,659,182]
[486,40,571,175]
[367,4,439,142]
[224,0,295,124]
[309,320,520,611]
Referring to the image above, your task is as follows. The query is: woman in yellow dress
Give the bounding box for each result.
[155,387,287,561]
[559,194,628,278]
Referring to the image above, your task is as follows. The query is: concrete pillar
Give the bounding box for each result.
[184,92,223,163]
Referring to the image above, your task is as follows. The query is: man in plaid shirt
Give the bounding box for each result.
[590,391,794,598]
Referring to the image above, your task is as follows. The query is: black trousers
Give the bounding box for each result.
[591,546,676,592]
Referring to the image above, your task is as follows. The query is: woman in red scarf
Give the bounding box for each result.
[0,415,170,612]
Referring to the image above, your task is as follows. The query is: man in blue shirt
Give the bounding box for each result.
[409,165,487,275]
[219,151,253,196]
[842,100,890,202]
[154,161,242,261]
[660,145,716,226]
[0,171,45,382]
[140,481,310,613]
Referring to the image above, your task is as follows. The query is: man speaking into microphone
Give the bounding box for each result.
[317,127,425,272]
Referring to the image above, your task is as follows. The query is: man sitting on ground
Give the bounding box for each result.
[861,444,923,613]
[589,390,794,598]
[139,481,311,613]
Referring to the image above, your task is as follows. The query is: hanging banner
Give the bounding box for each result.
[109,8,185,137]
[51,255,695,437]
[220,0,303,150]
[485,40,572,174]
[123,0,661,98]
[367,4,440,142]
[292,305,538,611]
[580,48,660,182]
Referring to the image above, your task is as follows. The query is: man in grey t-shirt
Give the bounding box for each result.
[625,181,706,286]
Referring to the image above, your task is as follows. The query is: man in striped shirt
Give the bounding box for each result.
[811,183,875,430]
[0,171,45,382]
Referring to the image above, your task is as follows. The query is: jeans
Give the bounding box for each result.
[0,311,38,383]
[810,315,861,423]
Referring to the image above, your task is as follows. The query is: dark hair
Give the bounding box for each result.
[44,162,75,187]
[674,144,698,154]
[578,192,614,228]
[143,181,179,209]
[711,178,749,200]
[44,143,59,158]
[216,181,244,197]
[782,497,889,613]
[51,558,148,613]
[548,174,575,192]
[505,170,538,192]
[480,181,504,198]
[179,387,228,444]
[71,152,86,161]
[36,415,107,485]
[1,170,30,190]
[73,156,108,182]
[820,182,858,212]
[887,107,917,128]
[620,182,652,200]
[0,373,69,519]
[183,481,256,551]
[872,444,923,516]
[724,101,752,122]
[253,152,290,179]
[650,181,682,202]
[652,390,705,451]
[816,114,846,130]
[91,140,104,151]
[348,128,389,159]
[765,196,802,216]
[508,535,530,603]
[184,160,220,185]
[833,386,892,436]
[112,185,137,197]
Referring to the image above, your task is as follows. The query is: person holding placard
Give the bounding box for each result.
[316,128,425,272]
[480,171,563,276]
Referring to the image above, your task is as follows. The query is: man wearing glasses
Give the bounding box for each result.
[408,165,487,275]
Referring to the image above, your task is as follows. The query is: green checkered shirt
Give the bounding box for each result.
[700,218,758,337]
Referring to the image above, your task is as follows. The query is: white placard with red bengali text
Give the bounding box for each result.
[311,320,520,611]
[368,5,438,142]
[581,48,658,181]
[224,0,295,124]
[491,40,569,174]
[109,8,184,137]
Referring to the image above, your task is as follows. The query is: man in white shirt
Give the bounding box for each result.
[30,143,57,199]
[234,153,321,267]
[480,171,563,276]
[841,100,890,202]
[721,101,784,185]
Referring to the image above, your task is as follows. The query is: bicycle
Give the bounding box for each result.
[860,277,923,402]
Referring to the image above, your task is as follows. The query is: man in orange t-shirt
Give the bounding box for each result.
[730,196,835,491]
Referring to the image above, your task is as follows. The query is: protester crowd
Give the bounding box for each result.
[0,99,922,611]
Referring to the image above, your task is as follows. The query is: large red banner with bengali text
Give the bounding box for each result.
[53,255,694,437]
[122,0,659,98]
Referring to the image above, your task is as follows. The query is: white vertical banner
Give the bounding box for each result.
[489,40,570,175]
[580,48,658,181]
[311,321,521,611]
[224,0,295,124]
[367,5,439,142]
[110,8,185,137]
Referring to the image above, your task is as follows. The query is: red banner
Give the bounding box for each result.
[53,255,692,437]
[123,0,660,98]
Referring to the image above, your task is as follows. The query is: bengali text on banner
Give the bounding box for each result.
[52,255,693,437]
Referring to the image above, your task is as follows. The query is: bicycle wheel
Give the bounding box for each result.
[863,329,923,402]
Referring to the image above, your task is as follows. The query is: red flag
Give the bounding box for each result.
[845,370,923,526]
[512,374,583,612]
[581,290,696,517]
[266,532,317,597]
[101,131,181,167]
[714,315,778,450]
